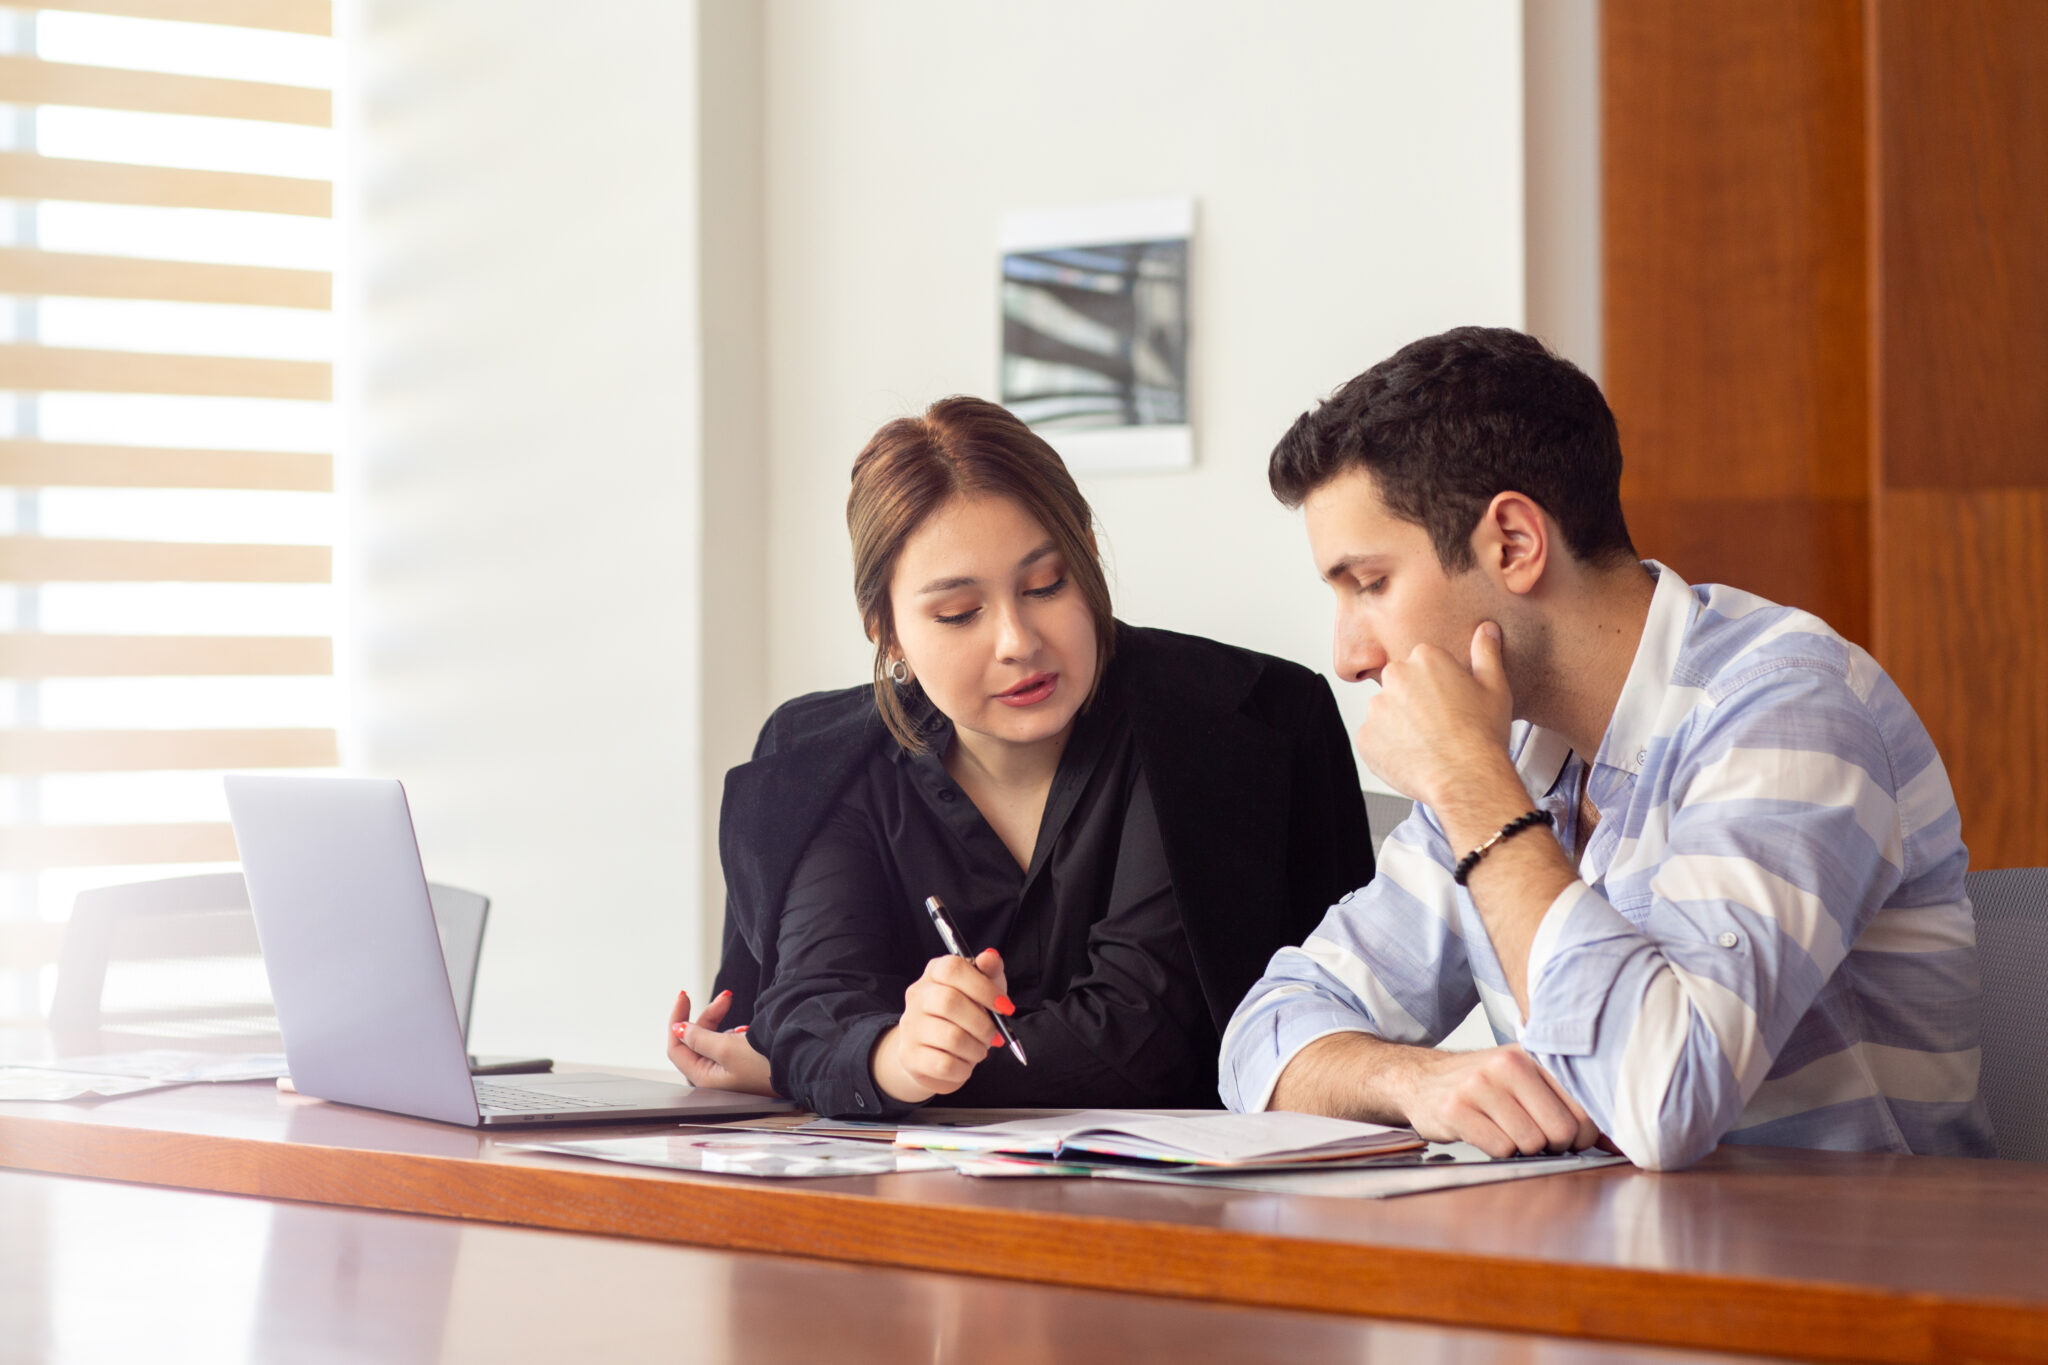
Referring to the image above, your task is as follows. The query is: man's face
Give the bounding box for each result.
[1301,467,1498,687]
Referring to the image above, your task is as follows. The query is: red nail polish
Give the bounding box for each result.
[990,1033,1005,1047]
[994,995,1015,1016]
[733,1026,748,1034]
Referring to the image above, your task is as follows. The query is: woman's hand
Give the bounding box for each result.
[871,949,1013,1105]
[666,988,777,1096]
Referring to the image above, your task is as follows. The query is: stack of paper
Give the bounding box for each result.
[0,1050,290,1102]
[894,1109,1424,1170]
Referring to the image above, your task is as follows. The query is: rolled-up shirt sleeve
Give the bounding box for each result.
[1221,809,1480,1112]
[1517,665,1908,1171]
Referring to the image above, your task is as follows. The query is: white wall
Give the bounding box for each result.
[762,1,1526,749]
[342,1,740,1067]
[1524,0,1601,379]
[339,2,1538,1065]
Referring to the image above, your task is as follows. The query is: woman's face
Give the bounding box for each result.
[887,493,1100,755]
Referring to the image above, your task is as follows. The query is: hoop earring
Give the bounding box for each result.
[888,657,910,686]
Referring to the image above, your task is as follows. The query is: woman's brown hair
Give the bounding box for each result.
[848,396,1116,752]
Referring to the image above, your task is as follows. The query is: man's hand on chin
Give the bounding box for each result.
[1355,622,1523,833]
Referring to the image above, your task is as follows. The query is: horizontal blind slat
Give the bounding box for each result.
[23,0,331,38]
[0,726,338,773]
[0,150,330,217]
[0,53,331,127]
[0,821,241,871]
[0,343,330,400]
[0,634,330,677]
[0,537,330,583]
[0,247,329,309]
[0,440,331,491]
[0,1,339,892]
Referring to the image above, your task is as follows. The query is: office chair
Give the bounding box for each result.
[49,872,491,1043]
[1363,790,1415,862]
[1963,867,2048,1161]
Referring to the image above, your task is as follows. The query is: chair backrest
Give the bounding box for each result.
[50,872,490,1043]
[1363,790,1415,862]
[1964,867,2048,1161]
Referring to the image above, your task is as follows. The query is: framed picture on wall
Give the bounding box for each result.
[998,197,1194,473]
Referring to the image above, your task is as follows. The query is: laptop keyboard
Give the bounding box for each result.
[474,1081,618,1112]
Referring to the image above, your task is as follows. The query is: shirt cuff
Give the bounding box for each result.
[1524,878,1592,996]
[1519,880,1643,1058]
[795,1012,922,1121]
[1234,1001,1381,1113]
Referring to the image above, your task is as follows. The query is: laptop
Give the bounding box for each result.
[224,774,796,1128]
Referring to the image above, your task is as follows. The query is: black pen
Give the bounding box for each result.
[922,895,1029,1065]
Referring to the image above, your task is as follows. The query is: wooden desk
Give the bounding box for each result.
[2,1069,2045,1364]
[0,1166,1788,1364]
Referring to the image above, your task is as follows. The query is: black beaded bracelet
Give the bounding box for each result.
[1452,809,1554,886]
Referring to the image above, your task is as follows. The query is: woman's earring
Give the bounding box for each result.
[888,657,911,686]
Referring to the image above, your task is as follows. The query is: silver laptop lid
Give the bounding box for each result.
[225,775,481,1126]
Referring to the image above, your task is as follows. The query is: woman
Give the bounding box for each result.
[667,396,1372,1116]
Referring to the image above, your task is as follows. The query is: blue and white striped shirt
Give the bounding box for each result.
[1222,563,1994,1169]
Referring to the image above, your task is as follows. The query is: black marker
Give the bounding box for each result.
[922,895,1028,1065]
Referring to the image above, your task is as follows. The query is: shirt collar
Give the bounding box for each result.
[1594,559,1695,778]
[1510,559,1695,798]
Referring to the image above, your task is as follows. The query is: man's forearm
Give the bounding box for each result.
[1429,763,1577,1015]
[1267,1030,1426,1124]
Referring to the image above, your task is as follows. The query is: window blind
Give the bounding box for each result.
[0,0,334,1018]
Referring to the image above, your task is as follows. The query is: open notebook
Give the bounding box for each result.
[894,1109,1424,1170]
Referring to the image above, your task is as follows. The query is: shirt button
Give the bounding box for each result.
[938,790,957,803]
[1717,931,1740,949]
[855,1092,867,1109]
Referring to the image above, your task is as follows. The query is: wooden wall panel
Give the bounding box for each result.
[1603,0,1871,643]
[1879,492,2048,868]
[1871,0,2048,869]
[1870,0,2048,492]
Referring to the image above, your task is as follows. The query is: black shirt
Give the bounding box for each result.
[752,665,1216,1118]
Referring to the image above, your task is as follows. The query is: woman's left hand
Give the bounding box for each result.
[666,988,777,1095]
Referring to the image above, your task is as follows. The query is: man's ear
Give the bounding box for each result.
[1476,492,1549,597]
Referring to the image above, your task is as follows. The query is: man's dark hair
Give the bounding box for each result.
[1269,326,1635,571]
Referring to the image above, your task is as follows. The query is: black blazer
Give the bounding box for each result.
[712,622,1375,1041]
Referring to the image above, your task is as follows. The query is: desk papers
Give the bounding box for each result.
[890,1112,1622,1196]
[0,1068,163,1101]
[0,1050,290,1101]
[1083,1142,1627,1197]
[509,1115,1625,1195]
[894,1109,1425,1169]
[508,1131,955,1179]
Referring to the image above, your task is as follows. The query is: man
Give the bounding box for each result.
[1221,327,1993,1170]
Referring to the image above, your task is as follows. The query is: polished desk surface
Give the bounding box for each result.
[0,1167,1795,1365]
[3,1043,2046,1364]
